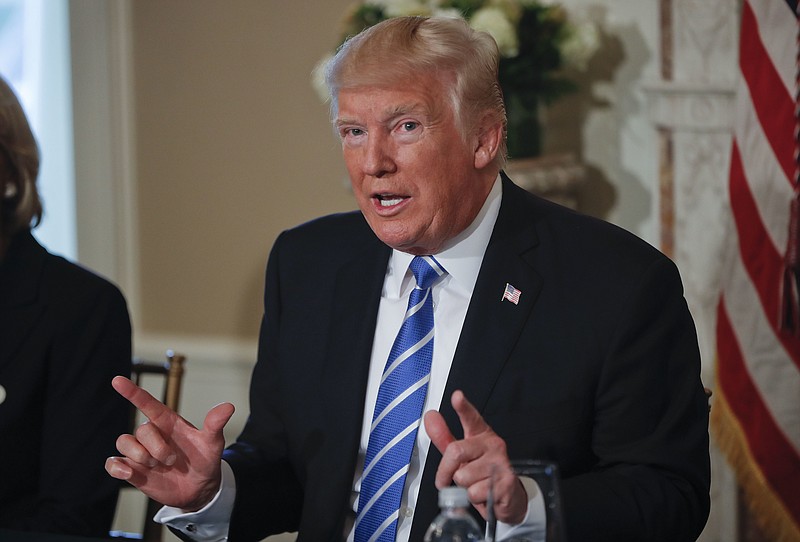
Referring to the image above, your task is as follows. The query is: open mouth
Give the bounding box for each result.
[375,194,407,207]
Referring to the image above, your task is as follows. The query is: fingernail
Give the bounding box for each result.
[107,459,129,479]
[165,453,177,466]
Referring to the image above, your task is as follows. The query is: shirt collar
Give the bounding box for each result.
[385,175,502,297]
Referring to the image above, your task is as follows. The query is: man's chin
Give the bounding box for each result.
[375,231,438,256]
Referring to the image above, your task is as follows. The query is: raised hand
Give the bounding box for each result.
[105,376,235,511]
[423,390,528,525]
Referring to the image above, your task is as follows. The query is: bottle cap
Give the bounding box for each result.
[438,486,469,508]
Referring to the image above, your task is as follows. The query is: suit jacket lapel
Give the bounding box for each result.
[323,238,389,432]
[318,235,391,535]
[412,176,543,536]
[446,181,542,416]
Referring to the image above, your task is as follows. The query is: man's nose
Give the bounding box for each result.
[362,133,396,177]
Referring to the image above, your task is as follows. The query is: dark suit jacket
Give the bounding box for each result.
[0,231,131,536]
[224,176,711,541]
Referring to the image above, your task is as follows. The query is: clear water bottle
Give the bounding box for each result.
[424,486,484,541]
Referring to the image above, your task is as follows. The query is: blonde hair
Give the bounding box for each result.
[325,16,507,167]
[0,75,41,243]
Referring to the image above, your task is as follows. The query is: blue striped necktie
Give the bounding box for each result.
[355,255,447,542]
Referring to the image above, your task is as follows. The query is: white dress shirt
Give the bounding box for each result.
[158,176,544,541]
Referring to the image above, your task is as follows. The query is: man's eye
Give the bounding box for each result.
[347,128,364,137]
[401,122,419,132]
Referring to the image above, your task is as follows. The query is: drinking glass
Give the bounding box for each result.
[489,460,567,542]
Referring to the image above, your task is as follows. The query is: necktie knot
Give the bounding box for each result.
[410,255,446,290]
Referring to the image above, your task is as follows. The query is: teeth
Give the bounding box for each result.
[380,198,403,207]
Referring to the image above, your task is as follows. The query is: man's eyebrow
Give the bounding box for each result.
[335,103,429,127]
[335,117,358,128]
[384,103,427,120]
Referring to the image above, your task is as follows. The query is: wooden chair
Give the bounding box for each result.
[110,350,187,542]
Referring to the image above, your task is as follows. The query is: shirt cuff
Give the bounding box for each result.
[495,476,547,542]
[154,460,237,541]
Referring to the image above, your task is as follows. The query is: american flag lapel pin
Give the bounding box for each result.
[502,283,521,305]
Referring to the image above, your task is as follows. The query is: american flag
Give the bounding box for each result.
[502,283,521,305]
[712,0,800,539]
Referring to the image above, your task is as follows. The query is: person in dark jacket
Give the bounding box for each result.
[0,74,132,537]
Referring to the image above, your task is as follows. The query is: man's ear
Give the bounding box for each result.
[473,117,503,169]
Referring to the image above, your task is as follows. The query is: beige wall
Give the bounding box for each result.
[131,0,356,340]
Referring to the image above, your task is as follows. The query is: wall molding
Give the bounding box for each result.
[642,81,735,132]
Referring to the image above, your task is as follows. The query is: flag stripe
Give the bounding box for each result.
[739,0,796,184]
[748,0,798,97]
[734,73,793,252]
[717,300,800,514]
[729,142,800,372]
[720,231,800,451]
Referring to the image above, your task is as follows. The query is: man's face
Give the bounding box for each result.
[336,74,495,255]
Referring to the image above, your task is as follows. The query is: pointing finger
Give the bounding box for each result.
[451,390,490,438]
[112,375,172,423]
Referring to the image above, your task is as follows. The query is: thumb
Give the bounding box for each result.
[203,402,235,438]
[424,409,455,454]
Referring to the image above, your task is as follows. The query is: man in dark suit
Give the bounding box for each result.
[106,16,710,542]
